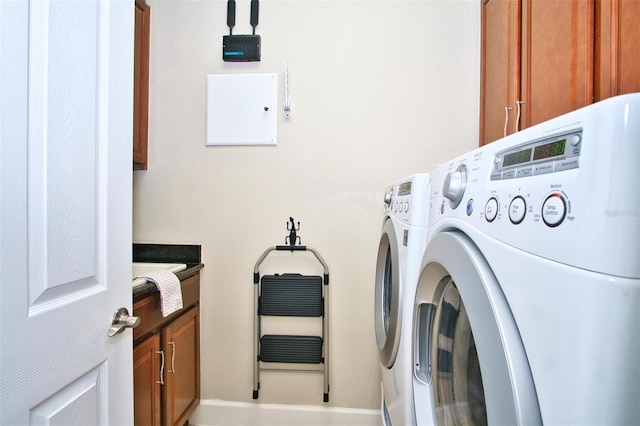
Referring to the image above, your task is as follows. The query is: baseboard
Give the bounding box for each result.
[189,399,382,426]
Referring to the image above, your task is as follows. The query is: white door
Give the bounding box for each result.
[0,0,134,424]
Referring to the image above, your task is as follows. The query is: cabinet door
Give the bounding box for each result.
[520,0,594,129]
[595,0,640,100]
[134,334,162,426]
[480,0,520,146]
[133,0,150,170]
[163,306,200,426]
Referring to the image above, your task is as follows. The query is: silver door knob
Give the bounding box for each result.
[108,307,140,337]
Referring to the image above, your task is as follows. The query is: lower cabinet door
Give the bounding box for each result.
[134,334,162,426]
[163,306,200,426]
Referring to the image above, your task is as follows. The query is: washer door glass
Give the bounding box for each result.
[382,248,393,332]
[435,278,487,426]
[375,219,401,368]
[413,231,541,425]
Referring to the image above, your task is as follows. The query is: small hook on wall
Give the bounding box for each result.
[284,61,291,119]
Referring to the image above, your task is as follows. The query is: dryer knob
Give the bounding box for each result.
[443,164,467,209]
[384,191,392,208]
[542,193,567,227]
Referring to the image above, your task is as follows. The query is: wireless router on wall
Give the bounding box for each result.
[223,0,261,62]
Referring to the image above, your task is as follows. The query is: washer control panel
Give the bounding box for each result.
[385,181,412,214]
[385,174,430,227]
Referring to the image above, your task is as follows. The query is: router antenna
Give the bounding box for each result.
[227,0,236,35]
[250,0,259,35]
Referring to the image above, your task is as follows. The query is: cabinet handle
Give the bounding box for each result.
[168,341,176,373]
[156,350,165,385]
[515,100,525,132]
[504,106,513,137]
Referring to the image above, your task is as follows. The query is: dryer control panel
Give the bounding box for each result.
[491,130,582,181]
[428,94,640,279]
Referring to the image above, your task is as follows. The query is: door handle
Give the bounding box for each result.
[515,100,525,132]
[504,106,513,137]
[157,350,165,385]
[168,341,176,373]
[108,307,140,337]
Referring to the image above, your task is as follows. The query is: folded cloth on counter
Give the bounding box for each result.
[135,270,183,317]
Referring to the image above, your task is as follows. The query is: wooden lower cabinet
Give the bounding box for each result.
[162,307,200,426]
[133,274,200,426]
[134,334,162,426]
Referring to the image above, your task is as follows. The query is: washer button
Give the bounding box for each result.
[542,193,567,227]
[570,134,581,146]
[509,196,526,224]
[485,197,499,222]
[466,199,474,216]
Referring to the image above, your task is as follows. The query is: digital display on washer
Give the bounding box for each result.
[533,139,567,161]
[398,182,412,196]
[502,148,532,167]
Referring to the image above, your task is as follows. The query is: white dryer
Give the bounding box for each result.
[412,94,640,425]
[376,173,430,426]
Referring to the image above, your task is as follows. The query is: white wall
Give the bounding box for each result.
[133,0,480,410]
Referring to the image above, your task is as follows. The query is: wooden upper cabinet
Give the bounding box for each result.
[595,0,640,101]
[480,0,520,146]
[480,0,639,146]
[134,0,150,170]
[520,0,594,130]
[481,0,593,146]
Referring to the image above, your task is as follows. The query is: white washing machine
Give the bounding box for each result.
[375,173,430,426]
[412,93,640,425]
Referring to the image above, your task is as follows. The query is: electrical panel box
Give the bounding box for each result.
[206,73,277,146]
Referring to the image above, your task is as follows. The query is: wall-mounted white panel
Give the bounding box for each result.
[206,73,277,146]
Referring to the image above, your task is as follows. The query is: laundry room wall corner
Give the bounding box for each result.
[132,0,480,412]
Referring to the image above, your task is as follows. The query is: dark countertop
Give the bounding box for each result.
[132,243,204,301]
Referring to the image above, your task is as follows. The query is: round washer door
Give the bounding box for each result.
[413,231,541,425]
[375,218,401,368]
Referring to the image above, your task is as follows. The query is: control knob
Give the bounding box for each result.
[384,191,392,209]
[443,164,467,209]
[509,196,526,224]
[542,193,567,227]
